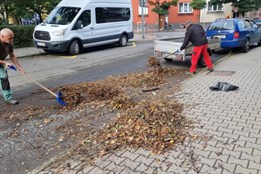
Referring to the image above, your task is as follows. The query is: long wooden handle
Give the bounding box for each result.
[19,72,57,97]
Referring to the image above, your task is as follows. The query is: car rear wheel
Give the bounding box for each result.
[69,40,81,55]
[241,38,250,53]
[258,37,261,46]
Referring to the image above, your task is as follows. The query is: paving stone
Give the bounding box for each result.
[142,166,157,174]
[87,167,110,174]
[240,152,261,164]
[200,164,222,174]
[135,163,149,172]
[134,148,151,157]
[248,161,261,170]
[234,164,258,174]
[215,162,236,173]
[94,159,111,170]
[104,162,125,173]
[167,149,182,158]
[209,152,229,163]
[120,168,142,174]
[120,150,140,161]
[120,158,141,171]
[60,169,77,174]
[222,132,240,140]
[245,142,261,150]
[198,156,216,167]
[228,156,249,168]
[218,127,234,134]
[234,146,253,155]
[104,154,125,165]
[135,155,154,166]
[167,163,189,173]
[249,132,261,139]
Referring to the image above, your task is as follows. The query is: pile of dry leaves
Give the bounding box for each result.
[55,57,193,156]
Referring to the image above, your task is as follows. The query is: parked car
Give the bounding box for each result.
[206,18,261,53]
[253,19,261,27]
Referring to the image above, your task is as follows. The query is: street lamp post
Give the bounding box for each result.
[141,0,145,39]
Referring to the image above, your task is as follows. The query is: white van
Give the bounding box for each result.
[33,0,134,55]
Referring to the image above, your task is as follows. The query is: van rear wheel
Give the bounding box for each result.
[69,40,80,55]
[119,34,128,47]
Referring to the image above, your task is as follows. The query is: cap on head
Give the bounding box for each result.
[183,20,192,28]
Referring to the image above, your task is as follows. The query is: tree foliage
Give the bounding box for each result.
[0,0,60,24]
[148,0,178,15]
[148,0,178,30]
[190,0,206,10]
[210,0,261,13]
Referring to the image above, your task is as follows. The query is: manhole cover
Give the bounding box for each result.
[208,70,236,76]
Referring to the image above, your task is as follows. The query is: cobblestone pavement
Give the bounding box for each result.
[29,47,261,174]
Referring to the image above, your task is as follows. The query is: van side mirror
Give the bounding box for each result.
[76,20,83,29]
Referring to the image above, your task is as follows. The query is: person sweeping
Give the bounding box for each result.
[178,20,214,75]
[0,28,25,105]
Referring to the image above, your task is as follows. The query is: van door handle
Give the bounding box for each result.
[90,27,94,29]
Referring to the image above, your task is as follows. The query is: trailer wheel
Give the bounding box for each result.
[119,34,128,47]
[198,55,206,67]
[164,57,173,62]
[69,40,80,55]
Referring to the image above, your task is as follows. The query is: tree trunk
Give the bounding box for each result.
[37,12,43,23]
[158,14,161,31]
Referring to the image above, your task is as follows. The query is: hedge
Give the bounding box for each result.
[0,25,35,48]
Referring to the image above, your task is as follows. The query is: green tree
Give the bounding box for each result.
[210,0,260,15]
[13,0,60,23]
[190,0,206,23]
[148,0,178,30]
[0,0,14,24]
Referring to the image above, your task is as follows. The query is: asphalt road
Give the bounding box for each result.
[0,38,228,174]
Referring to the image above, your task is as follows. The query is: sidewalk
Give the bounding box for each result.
[28,45,261,173]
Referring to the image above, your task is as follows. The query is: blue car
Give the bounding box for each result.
[206,18,261,53]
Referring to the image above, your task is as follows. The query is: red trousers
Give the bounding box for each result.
[190,44,213,73]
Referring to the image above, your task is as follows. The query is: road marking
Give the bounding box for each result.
[60,55,77,59]
[132,42,136,47]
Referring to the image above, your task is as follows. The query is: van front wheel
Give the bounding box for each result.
[69,40,80,55]
[119,34,128,47]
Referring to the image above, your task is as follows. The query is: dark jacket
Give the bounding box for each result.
[0,41,13,60]
[180,24,208,50]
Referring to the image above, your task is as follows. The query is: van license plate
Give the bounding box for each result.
[37,42,45,46]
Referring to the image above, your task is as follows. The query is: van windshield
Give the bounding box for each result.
[46,7,81,25]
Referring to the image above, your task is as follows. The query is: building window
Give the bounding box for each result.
[138,6,148,15]
[179,3,193,13]
[207,2,223,12]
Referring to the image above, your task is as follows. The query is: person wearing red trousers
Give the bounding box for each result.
[178,20,213,74]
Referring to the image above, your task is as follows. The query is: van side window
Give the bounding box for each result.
[96,7,130,23]
[73,10,91,29]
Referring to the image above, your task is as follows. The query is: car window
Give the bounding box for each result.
[250,20,258,28]
[244,20,252,28]
[237,21,245,29]
[208,21,234,30]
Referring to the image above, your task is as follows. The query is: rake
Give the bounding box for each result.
[8,65,66,106]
